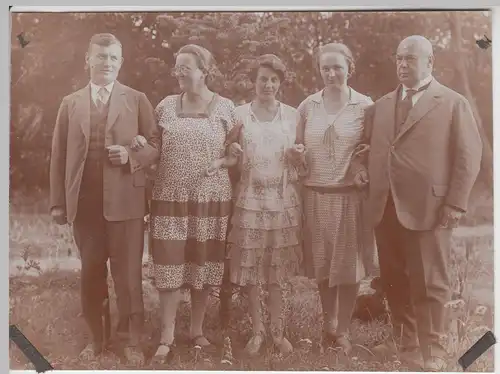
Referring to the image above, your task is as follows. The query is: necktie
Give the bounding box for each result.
[96,87,109,111]
[397,82,430,132]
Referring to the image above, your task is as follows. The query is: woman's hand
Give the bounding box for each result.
[205,158,224,177]
[288,143,305,158]
[228,142,243,158]
[353,170,369,189]
[293,143,305,154]
[130,135,147,151]
[286,144,306,165]
[353,143,370,158]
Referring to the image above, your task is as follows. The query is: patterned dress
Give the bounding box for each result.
[227,102,302,287]
[297,88,376,287]
[150,93,235,290]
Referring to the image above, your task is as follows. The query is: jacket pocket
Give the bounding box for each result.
[133,170,146,187]
[432,184,448,197]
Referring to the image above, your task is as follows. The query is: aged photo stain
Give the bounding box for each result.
[16,32,29,48]
[476,35,492,50]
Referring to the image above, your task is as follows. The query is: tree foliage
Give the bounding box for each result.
[10,11,492,192]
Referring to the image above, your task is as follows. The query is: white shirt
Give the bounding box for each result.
[90,81,114,105]
[401,75,433,106]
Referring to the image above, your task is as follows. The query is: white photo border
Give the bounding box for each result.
[5,4,499,374]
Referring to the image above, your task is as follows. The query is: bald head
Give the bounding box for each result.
[398,35,434,57]
[396,35,434,87]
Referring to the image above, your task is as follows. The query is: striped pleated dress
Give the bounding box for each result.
[298,88,376,287]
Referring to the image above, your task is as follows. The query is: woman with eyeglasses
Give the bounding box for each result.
[132,44,237,363]
[289,43,376,355]
[225,54,302,356]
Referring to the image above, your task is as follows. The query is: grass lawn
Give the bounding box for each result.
[9,192,495,371]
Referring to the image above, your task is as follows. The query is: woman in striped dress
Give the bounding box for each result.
[290,43,376,354]
[137,44,237,363]
[226,54,302,355]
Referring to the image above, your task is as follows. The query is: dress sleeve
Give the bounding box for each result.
[353,98,375,159]
[295,98,308,145]
[224,100,243,147]
[222,100,243,188]
[348,99,374,178]
[154,98,166,126]
[145,98,167,182]
[291,99,309,177]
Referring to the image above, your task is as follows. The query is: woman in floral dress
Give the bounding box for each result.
[137,44,237,363]
[226,54,302,356]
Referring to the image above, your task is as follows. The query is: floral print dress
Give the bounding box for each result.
[227,102,302,288]
[150,93,235,291]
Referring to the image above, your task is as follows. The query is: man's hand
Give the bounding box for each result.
[130,135,147,151]
[51,207,67,225]
[353,170,369,189]
[145,163,158,180]
[107,145,129,165]
[438,204,465,229]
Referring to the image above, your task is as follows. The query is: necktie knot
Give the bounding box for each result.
[404,80,432,102]
[406,89,417,100]
[98,87,109,103]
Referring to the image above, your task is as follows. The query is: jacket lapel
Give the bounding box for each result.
[378,89,399,142]
[394,80,443,142]
[106,81,126,133]
[74,84,91,144]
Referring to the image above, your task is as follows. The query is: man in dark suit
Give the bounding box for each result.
[49,33,160,364]
[363,35,482,371]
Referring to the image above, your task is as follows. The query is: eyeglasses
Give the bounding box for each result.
[171,66,194,76]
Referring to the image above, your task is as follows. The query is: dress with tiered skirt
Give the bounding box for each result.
[227,103,302,288]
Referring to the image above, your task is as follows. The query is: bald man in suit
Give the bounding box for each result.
[363,35,482,371]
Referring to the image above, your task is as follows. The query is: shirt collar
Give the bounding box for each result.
[310,86,367,105]
[90,81,115,97]
[402,75,433,94]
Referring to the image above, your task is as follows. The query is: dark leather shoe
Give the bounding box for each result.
[400,349,424,370]
[371,340,397,357]
[371,340,423,369]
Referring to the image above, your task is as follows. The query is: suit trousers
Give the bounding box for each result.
[73,196,145,344]
[374,194,452,360]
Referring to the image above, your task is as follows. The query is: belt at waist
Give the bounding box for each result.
[304,184,358,194]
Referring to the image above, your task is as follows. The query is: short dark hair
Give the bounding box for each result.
[313,42,356,76]
[249,54,287,83]
[88,33,122,53]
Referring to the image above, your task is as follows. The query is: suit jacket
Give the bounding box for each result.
[364,78,482,230]
[49,81,160,223]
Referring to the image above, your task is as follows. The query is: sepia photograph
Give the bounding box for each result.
[9,8,494,371]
